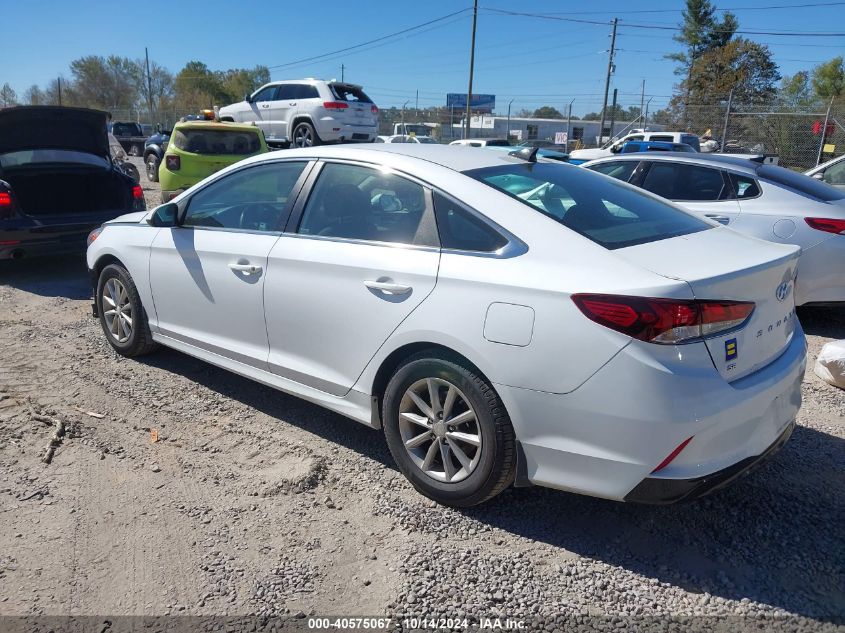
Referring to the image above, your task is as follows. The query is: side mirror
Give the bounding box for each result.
[244,93,252,103]
[147,202,179,227]
[610,143,621,153]
[811,171,825,181]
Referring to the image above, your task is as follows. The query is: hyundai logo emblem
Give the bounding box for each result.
[775,281,792,302]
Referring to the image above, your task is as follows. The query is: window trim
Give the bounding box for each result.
[285,158,440,249]
[726,170,763,201]
[177,159,316,231]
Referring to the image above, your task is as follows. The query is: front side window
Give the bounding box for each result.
[252,86,278,102]
[641,163,725,201]
[432,192,507,252]
[298,163,429,245]
[588,161,638,182]
[172,128,262,155]
[183,162,307,231]
[464,163,710,250]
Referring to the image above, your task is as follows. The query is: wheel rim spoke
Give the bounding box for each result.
[441,386,457,420]
[407,391,435,421]
[439,440,457,481]
[421,440,439,470]
[400,411,430,430]
[446,409,475,427]
[445,430,480,447]
[404,431,432,449]
[427,379,442,417]
[446,437,472,471]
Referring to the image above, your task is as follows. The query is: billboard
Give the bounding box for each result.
[446,93,495,113]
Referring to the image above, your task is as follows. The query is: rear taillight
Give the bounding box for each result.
[165,155,180,170]
[323,101,349,110]
[0,191,15,219]
[805,217,845,234]
[371,105,379,114]
[132,185,143,200]
[571,294,755,344]
[0,192,11,206]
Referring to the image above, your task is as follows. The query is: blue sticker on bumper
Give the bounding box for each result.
[725,338,738,361]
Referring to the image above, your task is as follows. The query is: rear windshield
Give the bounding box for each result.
[758,164,845,202]
[0,149,109,169]
[464,163,711,250]
[172,128,261,155]
[329,83,373,103]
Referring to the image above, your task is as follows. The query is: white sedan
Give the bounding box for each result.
[87,145,805,507]
[583,153,845,306]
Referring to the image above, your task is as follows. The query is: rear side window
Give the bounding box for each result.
[464,163,710,250]
[588,161,638,182]
[172,128,262,155]
[290,84,320,100]
[759,164,845,202]
[648,135,673,142]
[329,83,373,103]
[681,135,701,151]
[432,192,508,252]
[728,173,761,199]
[641,163,725,201]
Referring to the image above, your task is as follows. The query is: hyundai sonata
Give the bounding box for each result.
[87,145,806,506]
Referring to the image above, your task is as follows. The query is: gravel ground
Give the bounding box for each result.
[0,157,842,631]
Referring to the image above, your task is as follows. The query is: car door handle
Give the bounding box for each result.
[364,280,412,295]
[289,102,297,106]
[261,104,270,108]
[229,263,262,274]
[705,214,731,225]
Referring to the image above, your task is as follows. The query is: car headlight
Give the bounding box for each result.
[87,227,103,247]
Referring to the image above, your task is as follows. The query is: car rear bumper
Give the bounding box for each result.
[0,228,96,259]
[313,118,377,143]
[495,325,806,502]
[794,235,845,305]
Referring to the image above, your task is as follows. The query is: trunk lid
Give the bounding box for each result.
[0,106,109,158]
[617,227,801,381]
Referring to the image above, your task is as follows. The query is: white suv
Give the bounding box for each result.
[218,79,379,147]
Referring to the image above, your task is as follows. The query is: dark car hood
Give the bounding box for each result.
[0,106,110,158]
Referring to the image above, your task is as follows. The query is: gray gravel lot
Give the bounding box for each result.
[0,157,842,631]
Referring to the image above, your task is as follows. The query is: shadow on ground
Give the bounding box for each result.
[798,305,845,339]
[140,347,844,622]
[0,255,90,300]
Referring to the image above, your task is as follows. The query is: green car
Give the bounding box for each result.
[159,121,268,203]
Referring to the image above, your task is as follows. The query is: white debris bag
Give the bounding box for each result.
[814,340,845,389]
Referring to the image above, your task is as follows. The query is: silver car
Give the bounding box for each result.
[583,153,845,305]
[806,153,845,190]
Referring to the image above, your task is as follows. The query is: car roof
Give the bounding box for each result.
[174,121,261,133]
[235,143,533,173]
[585,151,760,175]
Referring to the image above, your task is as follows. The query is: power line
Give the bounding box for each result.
[541,1,845,14]
[265,8,471,71]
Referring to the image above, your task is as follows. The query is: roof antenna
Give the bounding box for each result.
[508,146,539,162]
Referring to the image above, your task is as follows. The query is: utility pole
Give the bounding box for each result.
[720,89,733,154]
[507,99,514,141]
[598,17,618,147]
[608,88,618,141]
[341,64,345,82]
[57,77,62,106]
[145,47,155,123]
[644,96,653,129]
[464,0,478,140]
[415,89,419,111]
[401,100,409,135]
[816,96,834,167]
[639,79,645,128]
[566,99,574,152]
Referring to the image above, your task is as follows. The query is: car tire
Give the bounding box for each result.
[145,155,160,182]
[96,264,159,357]
[382,352,515,507]
[291,121,320,148]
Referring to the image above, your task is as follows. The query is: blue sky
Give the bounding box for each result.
[3,0,844,116]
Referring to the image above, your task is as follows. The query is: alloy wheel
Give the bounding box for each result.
[102,278,133,343]
[398,378,482,483]
[293,125,314,148]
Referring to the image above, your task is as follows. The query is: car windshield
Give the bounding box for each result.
[329,83,373,103]
[759,164,845,202]
[0,149,109,169]
[464,163,712,250]
[172,128,261,155]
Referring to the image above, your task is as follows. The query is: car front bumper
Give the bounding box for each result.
[495,325,807,502]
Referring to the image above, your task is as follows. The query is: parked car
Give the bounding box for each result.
[0,106,145,260]
[583,153,845,305]
[619,140,696,154]
[158,120,268,203]
[109,121,148,157]
[218,80,379,148]
[569,131,700,164]
[806,154,845,190]
[449,138,512,147]
[143,128,170,183]
[517,140,560,149]
[384,134,438,144]
[88,144,805,507]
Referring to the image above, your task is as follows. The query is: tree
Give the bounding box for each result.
[532,106,563,119]
[133,59,175,117]
[779,71,814,109]
[668,0,738,77]
[218,66,270,103]
[514,108,534,118]
[811,56,845,99]
[0,83,17,107]
[23,84,44,105]
[69,55,141,111]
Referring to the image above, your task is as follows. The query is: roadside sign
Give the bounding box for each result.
[555,132,568,144]
[447,93,495,113]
